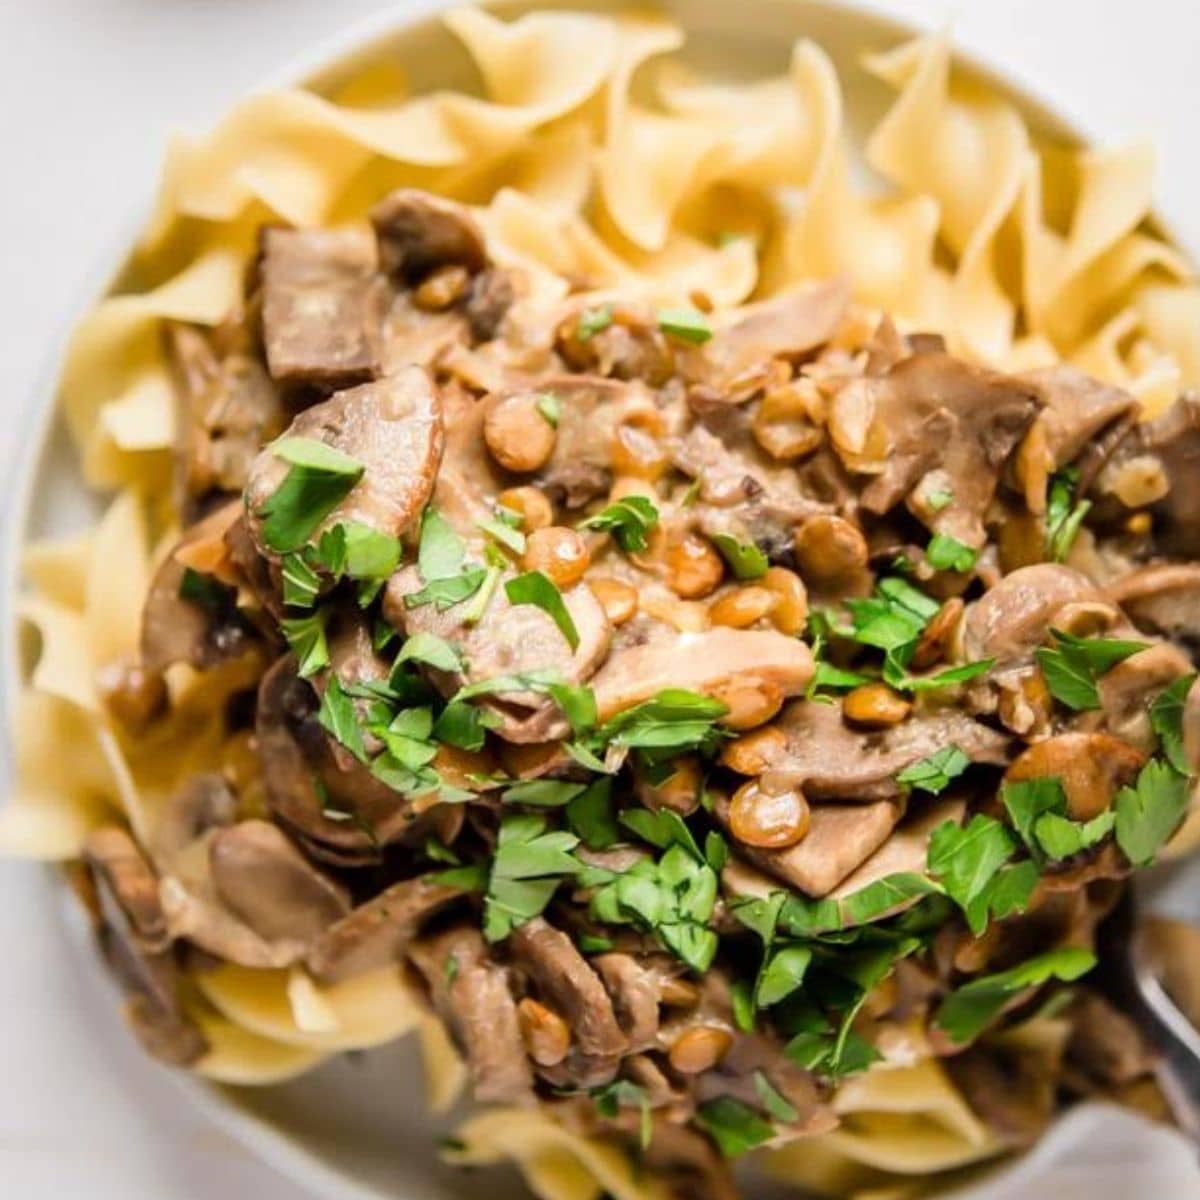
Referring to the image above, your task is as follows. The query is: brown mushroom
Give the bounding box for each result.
[1005,732,1145,821]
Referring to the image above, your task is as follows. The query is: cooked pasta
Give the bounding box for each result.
[6,7,1200,1200]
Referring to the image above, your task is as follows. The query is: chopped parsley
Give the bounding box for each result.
[934,946,1096,1044]
[927,488,955,512]
[1045,467,1092,562]
[500,779,587,808]
[1151,673,1197,776]
[317,675,367,763]
[257,437,364,554]
[393,631,463,674]
[927,815,1031,934]
[280,552,323,609]
[925,533,977,574]
[711,532,769,580]
[694,1097,776,1158]
[535,391,561,428]
[1114,758,1191,866]
[577,496,660,553]
[483,813,580,942]
[577,305,613,341]
[565,779,619,849]
[657,307,713,344]
[505,571,580,650]
[753,1072,799,1123]
[478,516,526,556]
[593,1080,652,1150]
[1035,629,1149,711]
[895,746,971,795]
[280,609,331,678]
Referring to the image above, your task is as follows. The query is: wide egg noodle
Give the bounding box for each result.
[449,1108,674,1200]
[7,2,1200,1188]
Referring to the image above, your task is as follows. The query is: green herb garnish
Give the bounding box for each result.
[1045,467,1092,562]
[280,609,331,678]
[505,571,580,650]
[1115,758,1192,866]
[577,306,613,341]
[535,392,561,428]
[577,495,660,553]
[925,533,977,573]
[657,307,713,344]
[1151,673,1198,776]
[711,532,769,580]
[1035,629,1148,711]
[895,746,971,795]
[257,437,364,553]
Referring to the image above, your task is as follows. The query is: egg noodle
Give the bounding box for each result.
[5,7,1198,1198]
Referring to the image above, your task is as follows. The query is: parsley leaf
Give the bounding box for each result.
[885,657,994,694]
[896,746,971,795]
[483,813,580,942]
[257,438,364,553]
[418,506,465,581]
[926,533,977,573]
[535,392,561,428]
[317,675,367,763]
[657,307,713,344]
[578,305,613,340]
[711,532,769,580]
[839,873,940,927]
[478,517,526,556]
[577,496,660,553]
[927,815,1020,934]
[753,1072,799,1123]
[695,1097,776,1158]
[280,609,331,678]
[394,631,463,674]
[1115,758,1191,866]
[1002,776,1068,846]
[1036,629,1149,711]
[1034,810,1116,859]
[403,568,488,611]
[280,552,323,609]
[566,779,618,849]
[1045,467,1092,562]
[934,947,1096,1044]
[501,780,587,808]
[1151,673,1197,776]
[593,1081,652,1151]
[595,689,729,760]
[756,944,813,1008]
[505,571,580,650]
[927,488,954,512]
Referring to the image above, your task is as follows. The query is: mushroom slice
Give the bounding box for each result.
[259,226,388,387]
[306,876,465,985]
[209,820,350,944]
[509,917,628,1059]
[244,366,445,556]
[837,352,1042,547]
[141,501,257,675]
[1095,642,1195,753]
[1005,732,1145,821]
[1022,366,1139,477]
[409,925,533,1103]
[1144,392,1200,557]
[82,826,209,1065]
[151,772,238,863]
[385,567,612,743]
[715,797,902,898]
[370,188,488,281]
[593,953,662,1052]
[830,797,966,923]
[961,564,1105,666]
[255,655,426,856]
[762,699,1009,802]
[1110,562,1200,643]
[689,277,850,399]
[591,627,813,722]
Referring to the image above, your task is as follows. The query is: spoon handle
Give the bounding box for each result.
[1133,959,1200,1146]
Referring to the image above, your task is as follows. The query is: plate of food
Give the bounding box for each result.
[5,1,1200,1198]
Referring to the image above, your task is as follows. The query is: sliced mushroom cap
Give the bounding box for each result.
[1095,642,1195,753]
[151,772,238,863]
[82,826,208,1065]
[208,819,350,943]
[306,875,465,985]
[167,322,286,512]
[591,626,813,722]
[1005,732,1145,821]
[259,226,388,388]
[1144,392,1200,557]
[593,953,665,1053]
[1022,366,1139,477]
[715,796,902,897]
[385,566,612,743]
[689,277,850,399]
[961,564,1105,665]
[255,655,426,856]
[370,188,488,282]
[839,352,1042,546]
[762,699,1009,802]
[141,501,256,675]
[245,366,445,556]
[409,924,533,1103]
[509,917,628,1059]
[535,375,662,509]
[1110,562,1200,643]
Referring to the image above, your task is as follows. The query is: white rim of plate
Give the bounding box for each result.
[2,2,1195,1198]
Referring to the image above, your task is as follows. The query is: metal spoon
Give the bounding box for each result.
[1097,884,1200,1144]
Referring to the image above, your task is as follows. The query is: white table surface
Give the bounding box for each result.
[2,1,1199,1196]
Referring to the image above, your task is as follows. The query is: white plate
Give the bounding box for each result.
[4,2,1198,1198]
